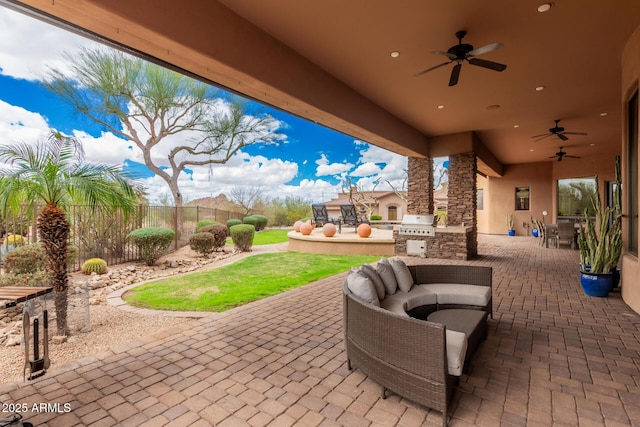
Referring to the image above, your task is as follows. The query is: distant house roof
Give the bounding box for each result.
[323,191,405,206]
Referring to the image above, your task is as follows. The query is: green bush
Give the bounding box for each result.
[195,219,219,232]
[189,232,216,256]
[230,224,255,252]
[127,227,175,266]
[199,224,228,251]
[226,219,242,229]
[370,215,382,221]
[4,243,47,274]
[242,216,258,229]
[0,270,50,287]
[81,258,108,275]
[253,215,268,231]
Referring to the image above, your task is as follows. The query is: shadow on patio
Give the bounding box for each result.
[1,234,639,426]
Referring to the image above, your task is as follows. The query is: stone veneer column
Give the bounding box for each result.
[407,157,433,214]
[447,152,477,256]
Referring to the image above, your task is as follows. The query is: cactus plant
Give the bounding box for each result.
[81,258,108,275]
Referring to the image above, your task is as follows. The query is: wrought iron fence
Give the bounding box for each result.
[0,204,248,272]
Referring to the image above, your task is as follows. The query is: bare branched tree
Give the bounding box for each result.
[44,47,283,238]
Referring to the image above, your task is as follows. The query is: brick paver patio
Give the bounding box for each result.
[2,235,639,426]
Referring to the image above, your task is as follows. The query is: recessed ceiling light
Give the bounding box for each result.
[486,104,500,110]
[535,86,545,91]
[437,105,445,109]
[514,124,520,128]
[390,51,400,58]
[590,143,596,146]
[537,3,553,13]
[530,149,534,152]
[600,112,608,117]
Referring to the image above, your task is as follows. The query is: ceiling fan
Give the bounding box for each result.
[550,147,580,162]
[413,30,507,86]
[532,119,588,142]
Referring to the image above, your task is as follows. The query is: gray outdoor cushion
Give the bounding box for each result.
[444,329,467,376]
[380,285,437,315]
[361,264,386,300]
[376,257,398,295]
[347,270,380,307]
[389,257,414,292]
[420,283,491,307]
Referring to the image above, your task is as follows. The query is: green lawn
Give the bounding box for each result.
[252,229,291,245]
[225,229,291,246]
[123,252,379,312]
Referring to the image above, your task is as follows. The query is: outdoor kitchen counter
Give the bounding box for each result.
[434,225,472,234]
[394,225,475,260]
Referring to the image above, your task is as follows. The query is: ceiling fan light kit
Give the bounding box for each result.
[413,30,507,86]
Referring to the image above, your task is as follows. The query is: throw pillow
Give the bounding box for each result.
[347,270,380,306]
[361,264,386,299]
[389,258,414,292]
[376,257,397,295]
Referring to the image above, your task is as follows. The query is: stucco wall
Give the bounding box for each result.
[622,25,640,313]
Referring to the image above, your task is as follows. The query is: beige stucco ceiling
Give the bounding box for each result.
[4,0,640,170]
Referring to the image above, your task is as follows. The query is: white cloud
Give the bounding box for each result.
[0,100,50,143]
[315,153,353,176]
[351,162,381,177]
[0,8,96,80]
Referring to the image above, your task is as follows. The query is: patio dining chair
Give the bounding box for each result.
[311,204,340,230]
[339,204,369,231]
[557,221,576,249]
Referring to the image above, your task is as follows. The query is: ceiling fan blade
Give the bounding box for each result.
[565,155,581,159]
[448,63,462,86]
[564,132,588,136]
[531,133,551,139]
[533,134,553,142]
[433,50,457,61]
[557,134,569,141]
[468,42,503,57]
[413,61,451,77]
[468,58,507,72]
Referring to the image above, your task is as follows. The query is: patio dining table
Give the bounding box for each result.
[0,286,53,309]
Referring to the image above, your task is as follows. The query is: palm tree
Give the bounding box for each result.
[0,131,141,335]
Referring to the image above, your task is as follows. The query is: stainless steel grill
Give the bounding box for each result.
[398,214,437,236]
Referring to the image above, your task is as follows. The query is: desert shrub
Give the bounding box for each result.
[0,270,50,287]
[242,215,258,229]
[370,215,382,221]
[226,219,242,229]
[198,224,229,250]
[189,232,216,256]
[210,224,228,250]
[127,227,175,266]
[253,215,268,231]
[230,224,255,252]
[81,258,108,275]
[195,219,219,232]
[3,234,25,247]
[3,243,47,274]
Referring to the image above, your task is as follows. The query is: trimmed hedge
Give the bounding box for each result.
[230,224,255,252]
[226,219,242,229]
[370,215,382,221]
[253,214,268,231]
[242,215,258,229]
[127,227,175,266]
[189,232,216,256]
[195,219,219,232]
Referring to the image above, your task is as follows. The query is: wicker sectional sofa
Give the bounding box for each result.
[343,260,492,427]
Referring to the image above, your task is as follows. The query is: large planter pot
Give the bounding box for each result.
[507,230,515,236]
[579,270,614,297]
[532,229,539,237]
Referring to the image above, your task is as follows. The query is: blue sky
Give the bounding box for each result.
[0,7,410,205]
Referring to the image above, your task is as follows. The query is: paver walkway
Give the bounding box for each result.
[1,235,639,426]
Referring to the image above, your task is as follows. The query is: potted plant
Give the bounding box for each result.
[530,216,539,237]
[507,214,515,236]
[577,155,622,297]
